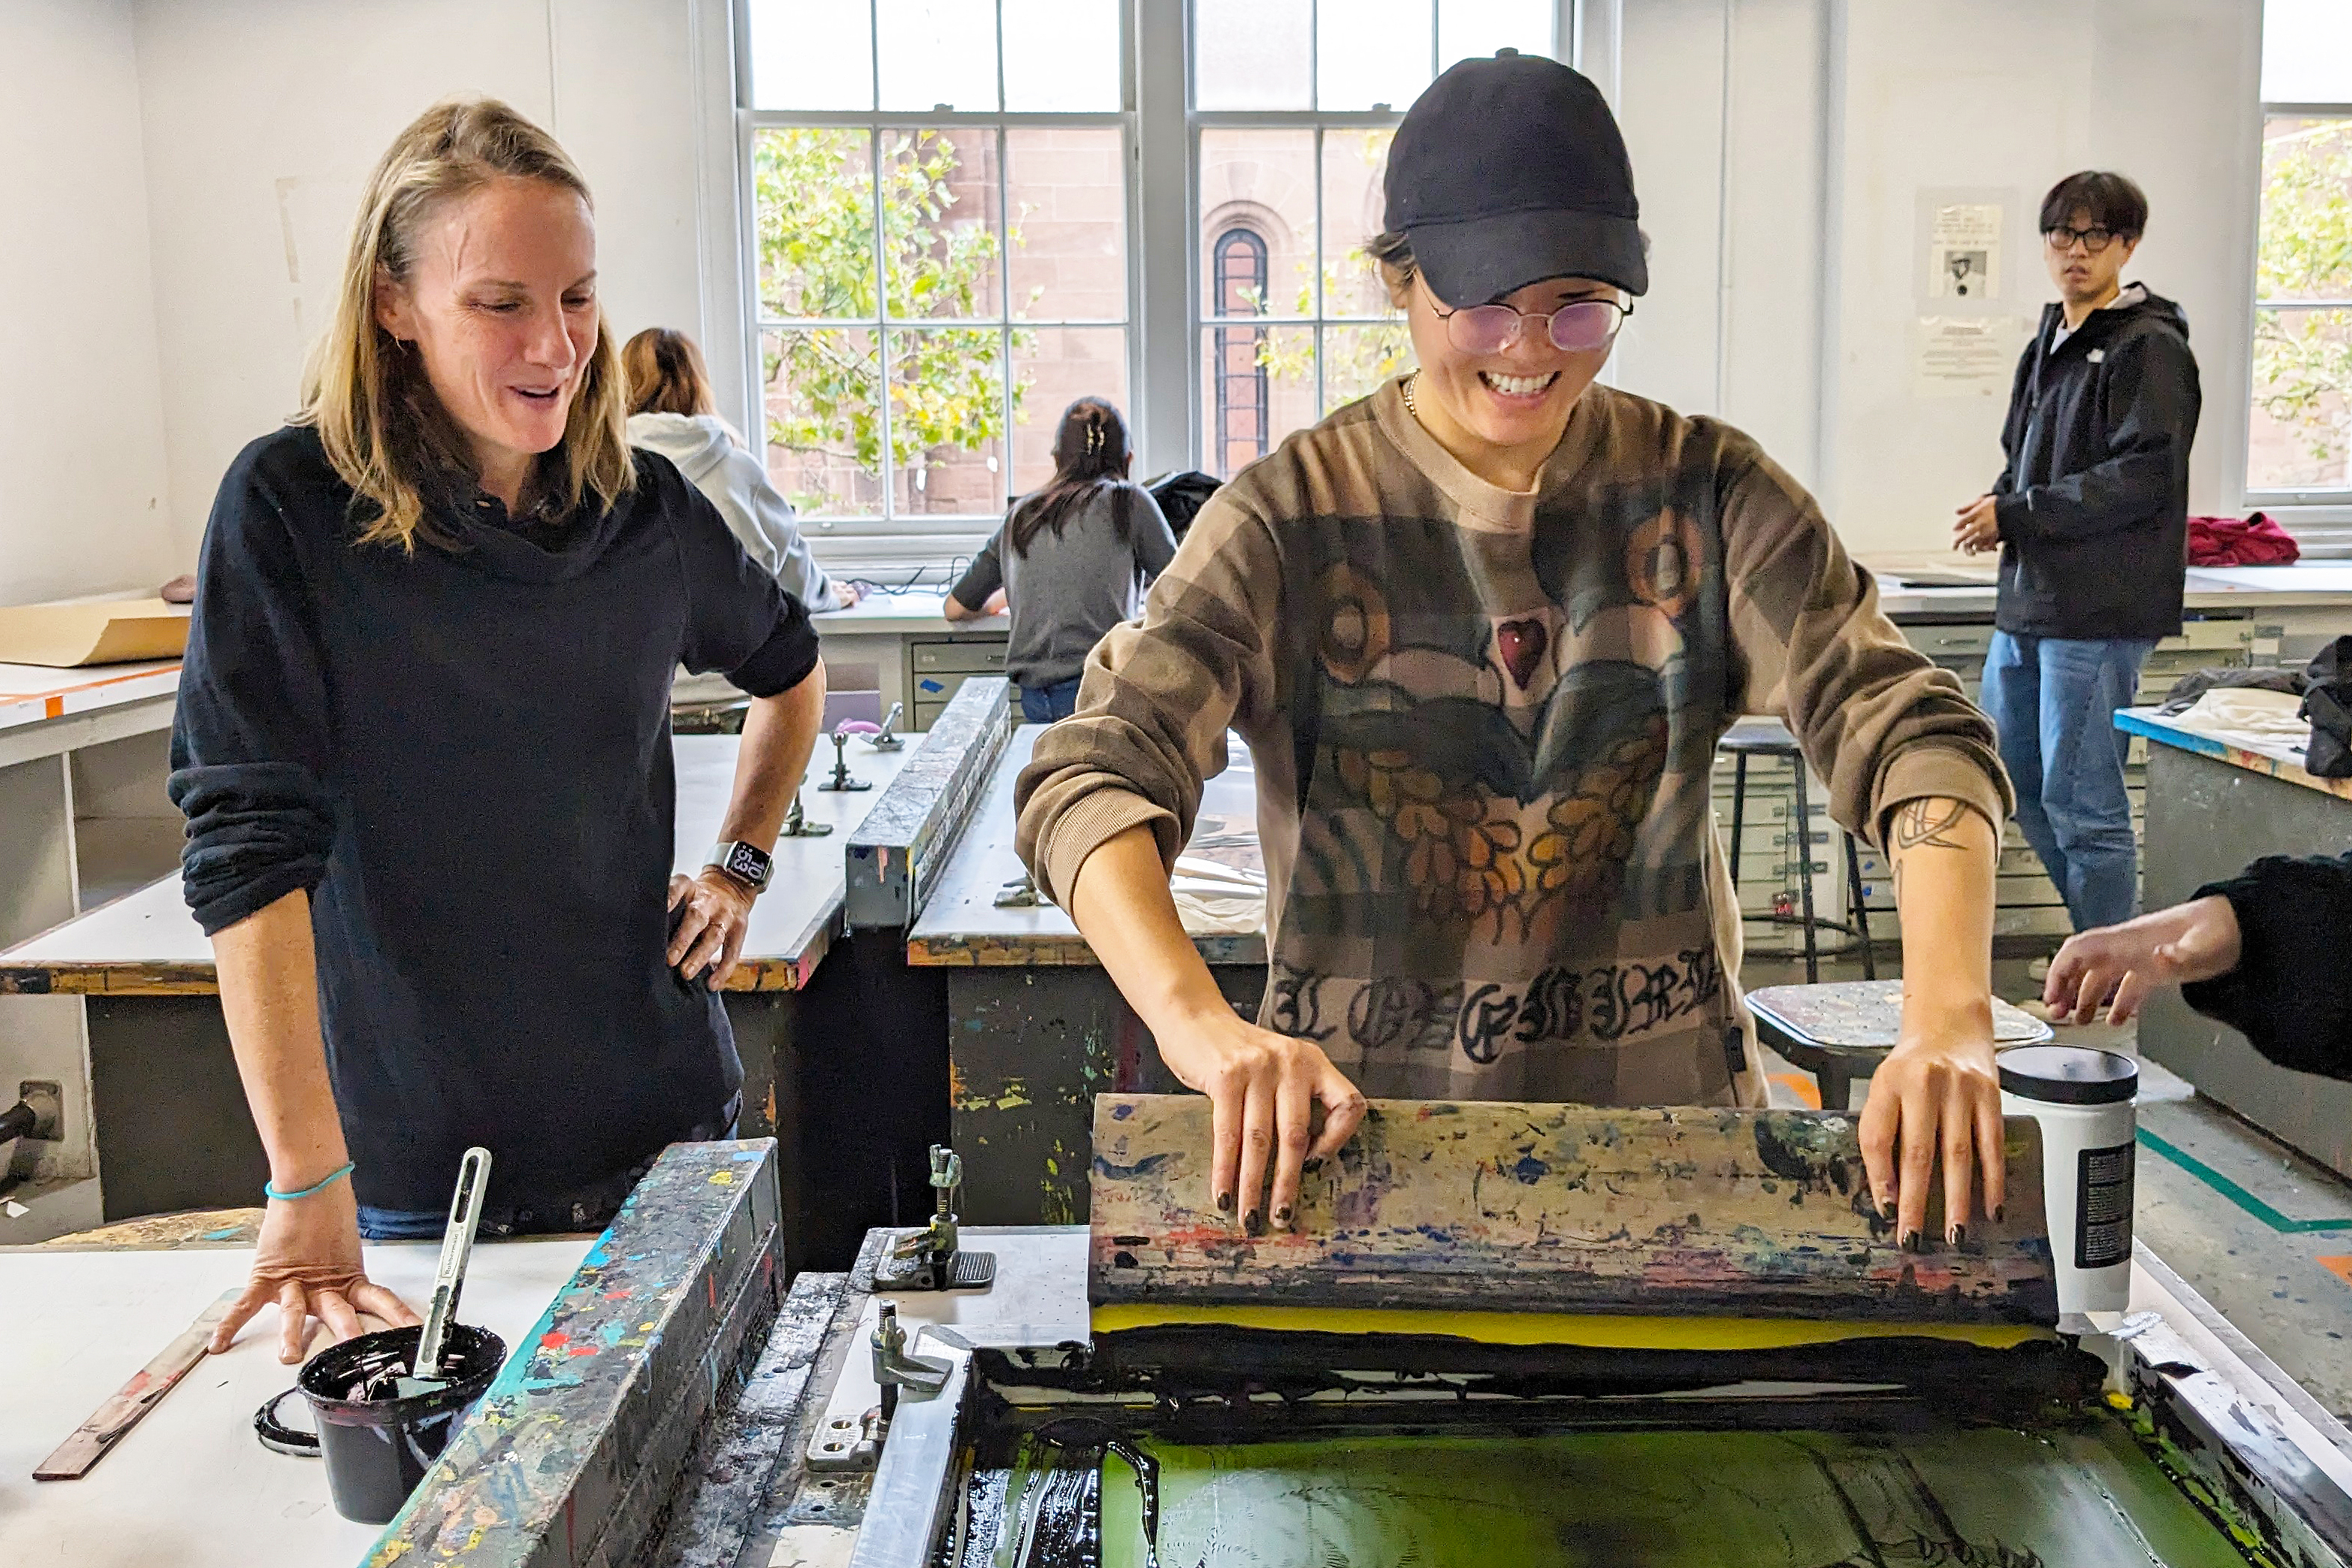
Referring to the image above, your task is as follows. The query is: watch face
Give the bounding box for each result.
[724,842,771,886]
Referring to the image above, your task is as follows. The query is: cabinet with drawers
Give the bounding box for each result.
[908,638,1010,729]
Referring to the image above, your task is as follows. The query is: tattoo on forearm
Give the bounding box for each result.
[1892,799,1970,853]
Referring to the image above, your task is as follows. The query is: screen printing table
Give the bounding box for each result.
[0,1229,593,1567]
[0,734,912,1247]
[2119,707,2352,1181]
[904,724,1267,1226]
[303,1123,2352,1568]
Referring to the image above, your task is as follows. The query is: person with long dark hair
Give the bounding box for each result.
[945,398,1177,721]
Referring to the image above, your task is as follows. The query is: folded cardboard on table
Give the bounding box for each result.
[0,599,190,667]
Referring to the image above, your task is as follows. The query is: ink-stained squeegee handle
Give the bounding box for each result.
[415,1146,493,1380]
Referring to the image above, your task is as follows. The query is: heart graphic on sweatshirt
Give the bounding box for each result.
[1495,618,1549,689]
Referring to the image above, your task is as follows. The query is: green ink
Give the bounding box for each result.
[1098,1425,2259,1567]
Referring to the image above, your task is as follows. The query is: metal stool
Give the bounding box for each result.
[1720,717,1875,985]
[1747,980,2054,1111]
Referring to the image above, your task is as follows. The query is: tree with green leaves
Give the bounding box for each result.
[754,127,1032,513]
[2253,120,2352,478]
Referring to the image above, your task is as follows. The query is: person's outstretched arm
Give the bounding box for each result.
[2048,850,2352,1081]
[1067,825,1362,1234]
[208,895,419,1361]
[1717,439,2014,1247]
[945,529,1005,620]
[171,443,419,1361]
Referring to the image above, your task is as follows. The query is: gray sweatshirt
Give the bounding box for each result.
[626,412,836,609]
[954,482,1177,688]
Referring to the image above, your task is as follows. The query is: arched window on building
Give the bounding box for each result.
[1211,226,1270,476]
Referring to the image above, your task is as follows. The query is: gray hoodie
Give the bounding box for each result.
[626,412,836,609]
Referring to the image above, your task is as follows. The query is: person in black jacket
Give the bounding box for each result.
[1955,170,2201,936]
[2043,853,2352,1082]
[173,99,827,1362]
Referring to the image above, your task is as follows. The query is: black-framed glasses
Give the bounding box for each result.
[1430,295,1634,355]
[2045,224,2118,254]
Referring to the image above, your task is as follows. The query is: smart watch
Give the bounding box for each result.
[706,840,774,892]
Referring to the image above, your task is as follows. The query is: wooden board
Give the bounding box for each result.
[0,600,188,667]
[1090,1095,2059,1325]
[0,734,911,995]
[906,723,1266,966]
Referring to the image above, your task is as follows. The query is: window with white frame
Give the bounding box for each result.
[741,0,1132,544]
[2249,0,2352,501]
[1190,0,1558,475]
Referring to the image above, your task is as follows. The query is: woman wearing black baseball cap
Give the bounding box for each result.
[1018,53,2011,1255]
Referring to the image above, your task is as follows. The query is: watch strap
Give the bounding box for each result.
[706,839,773,890]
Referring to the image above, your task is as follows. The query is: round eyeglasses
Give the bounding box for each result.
[1430,295,1634,356]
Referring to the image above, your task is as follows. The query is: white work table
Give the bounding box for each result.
[811,587,1009,729]
[0,1234,592,1567]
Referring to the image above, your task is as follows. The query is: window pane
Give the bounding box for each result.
[1194,0,1311,111]
[890,327,1007,514]
[1010,327,1129,495]
[747,0,874,111]
[1200,324,1315,477]
[2258,118,2352,302]
[1321,128,1400,318]
[1438,0,1553,67]
[1322,323,1415,413]
[876,0,999,112]
[1200,130,1318,320]
[881,127,1001,321]
[754,129,876,321]
[1318,0,1434,111]
[2263,0,2352,104]
[1006,128,1127,321]
[2250,306,2352,490]
[765,328,884,516]
[1002,0,1120,111]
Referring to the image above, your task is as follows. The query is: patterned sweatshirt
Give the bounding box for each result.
[1013,378,2010,1107]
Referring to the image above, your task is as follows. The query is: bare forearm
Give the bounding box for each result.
[1066,824,1232,1034]
[211,891,347,1188]
[719,663,827,851]
[1889,797,1998,1022]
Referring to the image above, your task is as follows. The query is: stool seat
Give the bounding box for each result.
[1747,979,2055,1110]
[1718,715,1803,755]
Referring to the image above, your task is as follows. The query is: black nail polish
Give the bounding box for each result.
[1273,1205,1293,1228]
[1880,1200,1898,1222]
[1215,1190,1235,1214]
[1901,1229,1923,1253]
[1301,1158,1323,1176]
[1949,1224,1968,1250]
[1993,1204,2005,1225]
[1244,1208,1265,1237]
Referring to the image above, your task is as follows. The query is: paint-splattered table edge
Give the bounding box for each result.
[2117,707,2352,803]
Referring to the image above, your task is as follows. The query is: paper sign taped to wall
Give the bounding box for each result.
[1913,316,2028,398]
[1929,203,2003,300]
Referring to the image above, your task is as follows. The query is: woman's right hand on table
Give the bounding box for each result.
[209,1177,420,1364]
[1157,1008,1365,1235]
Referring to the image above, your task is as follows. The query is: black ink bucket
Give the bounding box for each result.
[296,1322,506,1524]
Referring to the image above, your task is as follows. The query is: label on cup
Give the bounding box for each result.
[2076,1142,2135,1270]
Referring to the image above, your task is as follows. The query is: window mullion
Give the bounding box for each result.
[868,124,895,522]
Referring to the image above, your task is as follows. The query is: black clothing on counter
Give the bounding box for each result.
[2179,851,2352,1082]
[1990,287,2201,642]
[169,424,820,1214]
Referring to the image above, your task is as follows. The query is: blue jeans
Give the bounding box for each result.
[1020,678,1081,723]
[1978,632,2153,933]
[356,1094,741,1240]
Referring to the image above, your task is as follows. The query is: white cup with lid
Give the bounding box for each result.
[1998,1043,2139,1317]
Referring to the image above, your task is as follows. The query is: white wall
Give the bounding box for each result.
[128,0,737,553]
[1611,0,2259,557]
[0,0,176,604]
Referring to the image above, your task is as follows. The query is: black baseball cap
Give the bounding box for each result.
[1383,51,1647,305]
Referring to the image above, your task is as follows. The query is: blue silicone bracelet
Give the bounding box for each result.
[265,1161,354,1203]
